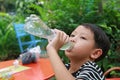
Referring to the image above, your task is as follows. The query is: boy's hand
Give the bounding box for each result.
[46,29,69,51]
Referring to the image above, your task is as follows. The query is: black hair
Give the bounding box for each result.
[81,23,110,61]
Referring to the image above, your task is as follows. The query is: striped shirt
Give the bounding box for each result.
[65,61,105,80]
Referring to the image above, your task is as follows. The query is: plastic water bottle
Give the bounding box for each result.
[24,14,74,50]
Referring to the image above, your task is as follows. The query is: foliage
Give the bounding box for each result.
[0,12,20,61]
[15,0,41,17]
[0,0,16,12]
[0,0,120,78]
[96,0,120,77]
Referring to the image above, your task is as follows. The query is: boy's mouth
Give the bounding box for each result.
[66,47,73,52]
[66,50,71,52]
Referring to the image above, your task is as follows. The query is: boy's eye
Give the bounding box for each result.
[80,36,86,40]
[70,34,75,37]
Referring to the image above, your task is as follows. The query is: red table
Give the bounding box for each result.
[106,78,120,80]
[0,58,54,80]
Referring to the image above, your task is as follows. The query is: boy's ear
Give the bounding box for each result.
[90,49,102,60]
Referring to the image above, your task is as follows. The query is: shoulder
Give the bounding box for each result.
[75,61,105,80]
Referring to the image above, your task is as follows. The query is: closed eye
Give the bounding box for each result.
[80,36,86,40]
[70,34,75,37]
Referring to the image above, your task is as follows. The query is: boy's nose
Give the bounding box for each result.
[69,37,75,42]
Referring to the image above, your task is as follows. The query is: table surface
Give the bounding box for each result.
[106,78,120,80]
[0,58,54,80]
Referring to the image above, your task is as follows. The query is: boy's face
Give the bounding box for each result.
[65,25,96,61]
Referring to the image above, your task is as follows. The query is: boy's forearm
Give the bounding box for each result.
[47,48,75,80]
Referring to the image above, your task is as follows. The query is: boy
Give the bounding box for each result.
[46,23,110,80]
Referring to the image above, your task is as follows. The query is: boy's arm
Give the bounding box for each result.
[46,29,82,80]
[47,48,75,80]
[48,49,82,80]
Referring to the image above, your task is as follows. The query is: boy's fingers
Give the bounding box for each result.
[64,35,69,43]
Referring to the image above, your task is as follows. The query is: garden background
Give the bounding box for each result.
[0,0,120,78]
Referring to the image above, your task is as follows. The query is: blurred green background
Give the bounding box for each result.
[0,0,120,78]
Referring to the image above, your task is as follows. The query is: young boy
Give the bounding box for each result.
[46,23,110,80]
